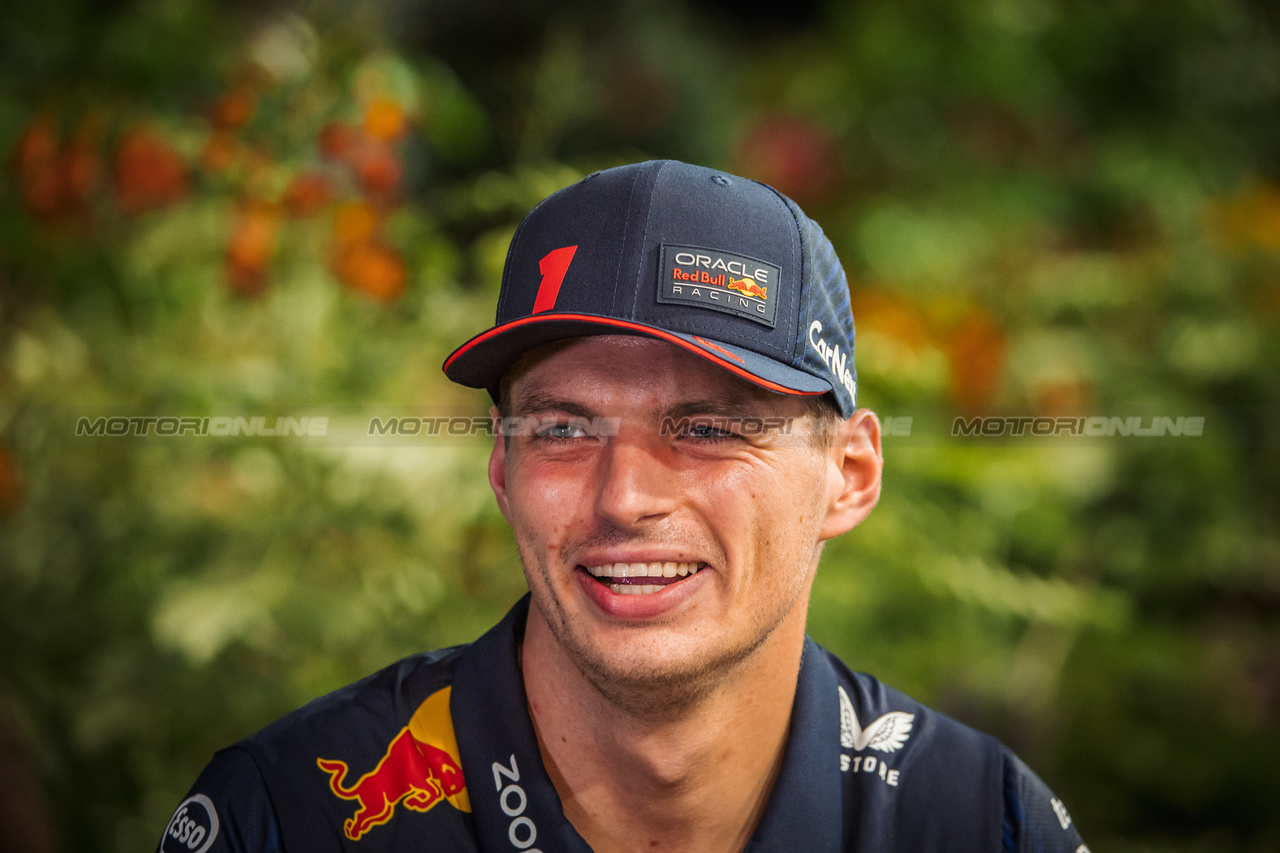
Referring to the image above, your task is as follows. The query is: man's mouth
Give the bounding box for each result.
[582,562,705,595]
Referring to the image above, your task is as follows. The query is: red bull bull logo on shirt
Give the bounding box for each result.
[316,686,470,840]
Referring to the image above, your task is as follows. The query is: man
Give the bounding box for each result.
[160,160,1089,852]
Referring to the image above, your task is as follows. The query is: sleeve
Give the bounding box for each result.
[156,746,284,853]
[1001,750,1090,853]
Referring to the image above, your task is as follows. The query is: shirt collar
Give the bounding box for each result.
[453,596,593,852]
[746,636,844,852]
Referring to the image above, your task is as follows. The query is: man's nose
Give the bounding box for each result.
[593,436,678,528]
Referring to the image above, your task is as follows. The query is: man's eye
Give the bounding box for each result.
[534,422,587,440]
[684,421,736,441]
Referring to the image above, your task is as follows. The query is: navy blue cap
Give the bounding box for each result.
[443,160,858,417]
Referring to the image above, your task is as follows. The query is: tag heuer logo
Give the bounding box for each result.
[839,686,915,753]
[658,244,779,328]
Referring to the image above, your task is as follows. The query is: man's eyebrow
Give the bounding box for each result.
[663,398,776,421]
[507,391,597,420]
[508,393,786,423]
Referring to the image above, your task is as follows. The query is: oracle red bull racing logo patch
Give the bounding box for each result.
[658,244,780,328]
[316,686,471,840]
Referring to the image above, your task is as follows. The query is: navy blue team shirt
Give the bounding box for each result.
[158,596,1089,852]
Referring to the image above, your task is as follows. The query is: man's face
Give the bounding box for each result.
[489,335,873,711]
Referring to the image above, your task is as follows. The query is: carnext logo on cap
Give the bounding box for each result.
[658,244,779,328]
[809,321,857,401]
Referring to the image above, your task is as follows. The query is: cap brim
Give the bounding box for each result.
[443,313,832,399]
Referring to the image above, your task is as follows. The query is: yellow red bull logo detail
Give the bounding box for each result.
[726,276,767,300]
[316,686,470,840]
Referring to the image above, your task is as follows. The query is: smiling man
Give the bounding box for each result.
[486,334,872,852]
[160,161,1089,852]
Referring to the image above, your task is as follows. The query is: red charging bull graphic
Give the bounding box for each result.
[317,686,471,840]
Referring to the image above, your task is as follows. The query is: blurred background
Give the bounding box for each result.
[1,0,1278,850]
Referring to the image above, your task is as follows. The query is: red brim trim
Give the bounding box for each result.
[443,313,824,397]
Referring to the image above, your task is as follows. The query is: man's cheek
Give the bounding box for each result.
[512,509,569,561]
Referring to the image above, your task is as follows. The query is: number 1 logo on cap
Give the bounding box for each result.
[533,246,578,314]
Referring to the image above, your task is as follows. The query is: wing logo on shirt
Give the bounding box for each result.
[839,685,915,753]
[316,686,471,840]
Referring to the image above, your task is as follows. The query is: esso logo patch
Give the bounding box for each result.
[162,794,220,853]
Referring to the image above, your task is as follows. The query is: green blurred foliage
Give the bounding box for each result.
[0,0,1277,850]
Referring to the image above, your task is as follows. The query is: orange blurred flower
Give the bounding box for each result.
[12,114,102,226]
[211,83,258,130]
[333,241,407,302]
[319,121,359,163]
[13,114,59,169]
[364,98,407,141]
[328,201,406,301]
[225,199,281,296]
[946,307,1007,410]
[355,145,402,200]
[14,115,64,219]
[332,201,379,247]
[283,171,334,217]
[62,121,102,210]
[1205,183,1280,251]
[112,126,189,215]
[317,118,402,201]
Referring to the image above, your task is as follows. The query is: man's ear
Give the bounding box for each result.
[488,406,513,522]
[818,409,883,541]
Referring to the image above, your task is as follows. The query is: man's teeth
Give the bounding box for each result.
[587,561,702,579]
[608,584,664,595]
[585,561,704,595]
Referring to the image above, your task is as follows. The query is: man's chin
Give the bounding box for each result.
[527,582,787,715]
[550,622,762,720]
[574,651,725,720]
